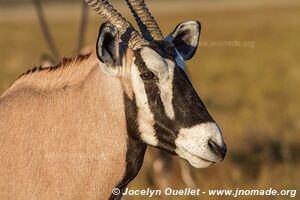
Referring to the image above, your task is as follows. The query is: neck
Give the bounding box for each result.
[109,92,147,200]
[1,46,148,199]
[110,138,146,200]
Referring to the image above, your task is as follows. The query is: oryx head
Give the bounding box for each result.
[85,0,227,168]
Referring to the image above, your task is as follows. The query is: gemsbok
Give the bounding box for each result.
[0,0,227,199]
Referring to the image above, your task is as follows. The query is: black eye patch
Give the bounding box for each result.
[140,71,155,80]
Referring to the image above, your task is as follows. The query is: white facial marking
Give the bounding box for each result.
[131,58,158,146]
[175,122,225,168]
[141,47,175,119]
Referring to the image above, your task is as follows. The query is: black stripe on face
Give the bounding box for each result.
[133,46,214,149]
[172,66,214,128]
[110,43,214,199]
[134,49,178,154]
[109,93,146,200]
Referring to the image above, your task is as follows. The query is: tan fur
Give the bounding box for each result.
[0,46,134,199]
[120,48,134,99]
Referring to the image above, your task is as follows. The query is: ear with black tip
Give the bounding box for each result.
[166,21,201,60]
[96,23,120,68]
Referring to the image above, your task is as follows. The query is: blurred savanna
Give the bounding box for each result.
[0,0,299,199]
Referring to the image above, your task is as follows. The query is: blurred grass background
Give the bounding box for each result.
[0,0,299,199]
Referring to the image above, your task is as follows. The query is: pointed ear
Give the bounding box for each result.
[96,23,120,75]
[166,21,201,60]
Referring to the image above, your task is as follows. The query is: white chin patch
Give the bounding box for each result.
[175,122,225,168]
[189,159,213,168]
[176,146,213,168]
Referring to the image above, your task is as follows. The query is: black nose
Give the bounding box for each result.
[208,139,227,160]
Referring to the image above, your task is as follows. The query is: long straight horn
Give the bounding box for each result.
[84,0,148,49]
[125,0,164,41]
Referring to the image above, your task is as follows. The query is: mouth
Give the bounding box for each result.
[176,145,216,168]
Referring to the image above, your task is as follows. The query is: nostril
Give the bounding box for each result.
[208,139,227,160]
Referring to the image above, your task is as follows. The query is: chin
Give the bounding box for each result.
[188,158,214,168]
[175,146,215,168]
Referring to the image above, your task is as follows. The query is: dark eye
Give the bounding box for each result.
[140,71,155,80]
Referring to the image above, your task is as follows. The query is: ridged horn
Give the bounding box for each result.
[84,0,148,49]
[125,0,164,41]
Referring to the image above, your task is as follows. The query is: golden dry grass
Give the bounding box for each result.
[0,0,299,199]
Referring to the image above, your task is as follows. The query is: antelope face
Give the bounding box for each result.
[96,21,226,168]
